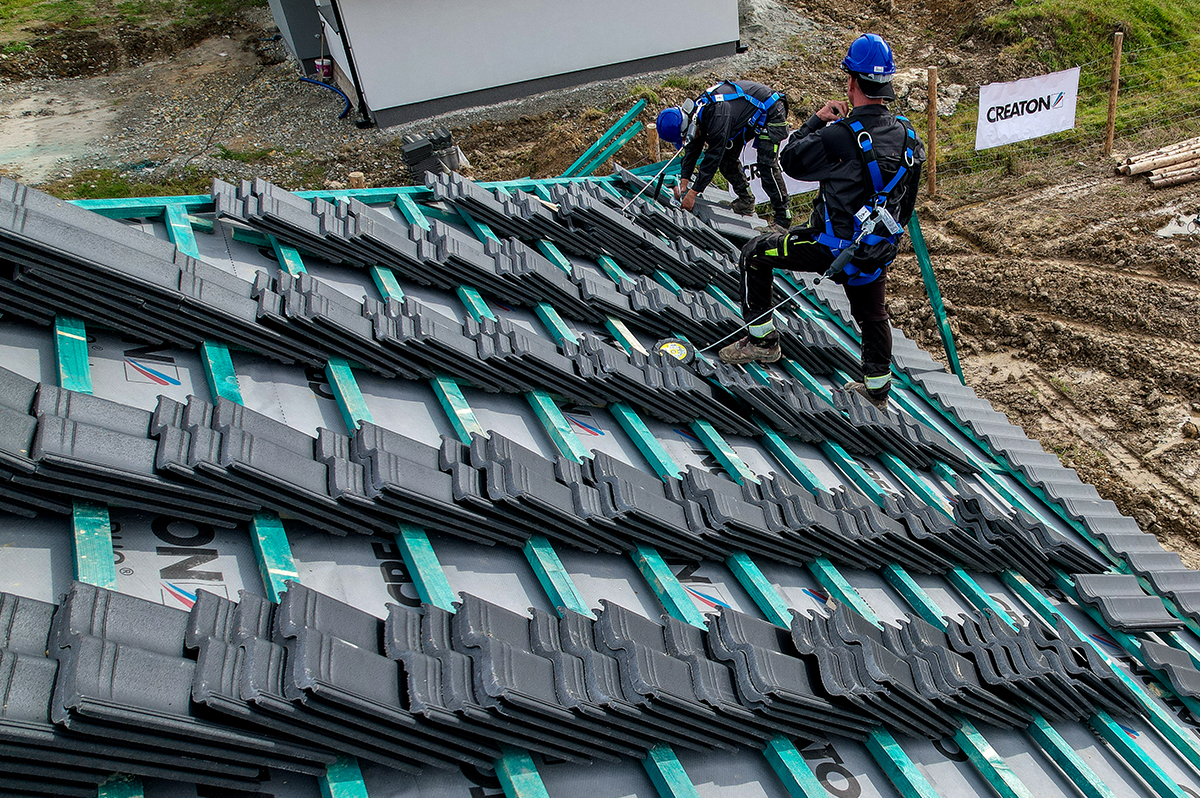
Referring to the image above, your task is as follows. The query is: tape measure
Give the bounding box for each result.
[653,337,695,364]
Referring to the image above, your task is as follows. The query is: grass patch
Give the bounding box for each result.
[627,84,660,106]
[0,0,263,36]
[923,0,1200,185]
[39,167,211,199]
[214,143,273,163]
[661,75,705,92]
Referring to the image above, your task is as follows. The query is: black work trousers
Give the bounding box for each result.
[739,226,892,385]
[719,133,789,225]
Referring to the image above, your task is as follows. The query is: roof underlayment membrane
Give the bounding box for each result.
[1,171,1200,798]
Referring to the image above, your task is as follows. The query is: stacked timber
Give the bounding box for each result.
[1116,135,1200,188]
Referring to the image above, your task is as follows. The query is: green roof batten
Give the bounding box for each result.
[72,501,117,590]
[396,525,457,613]
[250,512,299,603]
[54,315,92,395]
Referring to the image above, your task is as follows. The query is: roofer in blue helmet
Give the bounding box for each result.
[718,33,925,413]
[655,79,790,232]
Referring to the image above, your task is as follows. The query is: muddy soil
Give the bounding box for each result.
[0,0,1197,558]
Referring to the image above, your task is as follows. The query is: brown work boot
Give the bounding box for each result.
[730,195,756,216]
[846,381,889,412]
[719,335,781,365]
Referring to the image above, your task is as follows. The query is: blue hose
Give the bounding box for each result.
[300,76,352,119]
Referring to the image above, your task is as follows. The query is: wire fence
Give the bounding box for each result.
[904,33,1200,188]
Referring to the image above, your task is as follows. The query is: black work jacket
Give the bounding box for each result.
[680,80,785,194]
[780,104,925,266]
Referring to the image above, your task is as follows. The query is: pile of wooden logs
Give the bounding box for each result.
[1117,135,1200,188]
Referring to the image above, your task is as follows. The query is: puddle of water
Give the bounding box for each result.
[0,94,115,183]
[1156,213,1200,237]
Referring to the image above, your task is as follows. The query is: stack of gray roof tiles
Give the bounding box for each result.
[943,608,1141,719]
[0,576,1153,791]
[1140,640,1200,699]
[1073,573,1184,632]
[609,164,766,248]
[0,586,333,798]
[0,362,1111,583]
[425,172,737,293]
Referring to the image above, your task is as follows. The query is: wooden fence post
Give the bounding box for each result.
[1104,32,1124,156]
[927,66,938,196]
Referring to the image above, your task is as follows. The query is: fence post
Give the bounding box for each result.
[1104,32,1124,156]
[926,66,938,196]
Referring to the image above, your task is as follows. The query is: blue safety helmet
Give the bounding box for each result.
[656,106,686,148]
[842,33,895,80]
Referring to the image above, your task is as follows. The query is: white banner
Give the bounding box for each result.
[731,137,818,203]
[975,67,1080,151]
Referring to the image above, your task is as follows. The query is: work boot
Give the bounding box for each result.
[730,195,756,216]
[767,218,790,235]
[846,381,889,412]
[719,334,781,365]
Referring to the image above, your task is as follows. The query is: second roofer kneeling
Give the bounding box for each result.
[719,34,926,413]
[656,80,791,231]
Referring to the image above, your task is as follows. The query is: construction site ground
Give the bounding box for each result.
[1,0,1197,558]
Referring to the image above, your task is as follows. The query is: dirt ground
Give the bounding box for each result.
[1,0,1198,559]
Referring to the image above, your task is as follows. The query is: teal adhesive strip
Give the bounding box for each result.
[807,557,880,626]
[609,402,683,480]
[325,357,374,431]
[320,757,371,798]
[232,227,271,247]
[763,737,827,798]
[754,421,828,495]
[185,214,214,234]
[689,419,758,485]
[250,512,299,603]
[394,192,432,230]
[706,284,742,316]
[535,239,574,275]
[396,525,457,613]
[54,315,92,394]
[523,535,589,616]
[72,501,117,590]
[97,774,146,798]
[533,302,579,345]
[632,544,706,629]
[200,340,244,404]
[955,719,1037,798]
[819,440,889,505]
[641,743,702,798]
[164,204,200,257]
[726,551,790,627]
[946,566,1010,618]
[526,390,589,463]
[878,452,952,517]
[778,359,833,403]
[1027,716,1117,798]
[456,285,498,322]
[881,563,945,627]
[604,317,648,355]
[653,269,683,294]
[457,206,500,242]
[369,265,405,301]
[495,747,552,798]
[430,375,486,445]
[595,254,632,283]
[864,728,944,798]
[270,235,308,276]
